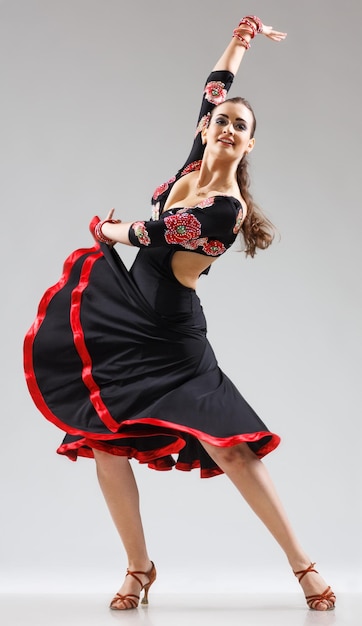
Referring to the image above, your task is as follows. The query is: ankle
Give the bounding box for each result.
[127,559,153,573]
[288,554,313,573]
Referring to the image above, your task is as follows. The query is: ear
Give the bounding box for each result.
[245,137,255,155]
[201,126,208,145]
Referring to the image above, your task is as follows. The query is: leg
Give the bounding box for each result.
[93,449,154,609]
[200,441,335,610]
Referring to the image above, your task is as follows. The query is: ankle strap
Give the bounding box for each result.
[293,562,318,582]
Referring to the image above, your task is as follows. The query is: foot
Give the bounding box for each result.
[292,561,336,611]
[110,561,155,610]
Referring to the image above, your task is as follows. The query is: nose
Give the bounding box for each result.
[223,122,234,134]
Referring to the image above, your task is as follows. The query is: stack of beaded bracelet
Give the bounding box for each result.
[94,218,120,245]
[232,15,263,49]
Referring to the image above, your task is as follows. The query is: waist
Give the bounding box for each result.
[130,249,205,325]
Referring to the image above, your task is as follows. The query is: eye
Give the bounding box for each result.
[215,117,227,125]
[235,122,247,131]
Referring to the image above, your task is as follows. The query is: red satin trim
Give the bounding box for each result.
[119,417,280,458]
[23,245,101,434]
[69,253,121,432]
[24,241,280,475]
[56,416,280,479]
[54,416,279,458]
[57,438,242,478]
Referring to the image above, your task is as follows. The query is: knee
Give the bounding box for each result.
[203,442,256,469]
[93,448,129,476]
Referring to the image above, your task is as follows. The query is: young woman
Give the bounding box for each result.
[24,15,335,612]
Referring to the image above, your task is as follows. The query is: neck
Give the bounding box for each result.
[196,157,238,196]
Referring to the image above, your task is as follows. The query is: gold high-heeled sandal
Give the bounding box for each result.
[110,561,157,610]
[293,562,336,611]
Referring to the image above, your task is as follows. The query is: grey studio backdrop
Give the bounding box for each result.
[1,0,361,594]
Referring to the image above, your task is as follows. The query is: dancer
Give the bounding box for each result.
[24,15,335,611]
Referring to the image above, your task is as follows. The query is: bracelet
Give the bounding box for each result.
[94,218,120,245]
[238,18,257,38]
[245,14,263,33]
[232,30,251,49]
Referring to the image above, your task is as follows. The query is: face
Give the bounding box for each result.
[202,102,255,161]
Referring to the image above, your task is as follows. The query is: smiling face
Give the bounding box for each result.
[202,100,256,162]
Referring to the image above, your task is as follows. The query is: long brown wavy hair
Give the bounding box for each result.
[212,97,275,257]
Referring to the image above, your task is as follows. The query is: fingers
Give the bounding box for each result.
[106,207,115,220]
[268,30,287,40]
[261,23,287,41]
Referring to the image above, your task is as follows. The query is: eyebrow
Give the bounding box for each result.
[215,113,248,125]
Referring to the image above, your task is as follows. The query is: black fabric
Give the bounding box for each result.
[24,70,280,477]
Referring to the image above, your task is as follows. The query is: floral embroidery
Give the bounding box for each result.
[233,207,244,234]
[195,112,211,137]
[195,197,215,209]
[182,237,208,250]
[164,213,202,245]
[132,221,151,246]
[181,160,202,177]
[204,81,227,105]
[152,202,160,221]
[152,176,176,201]
[202,239,226,256]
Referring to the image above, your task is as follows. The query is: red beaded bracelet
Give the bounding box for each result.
[245,15,263,33]
[94,218,121,245]
[238,18,257,38]
[232,30,251,49]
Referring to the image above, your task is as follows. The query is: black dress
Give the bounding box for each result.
[24,69,280,478]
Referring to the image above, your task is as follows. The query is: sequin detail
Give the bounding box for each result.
[204,81,227,105]
[233,207,244,233]
[181,160,202,177]
[202,240,226,256]
[164,213,202,245]
[152,177,176,201]
[182,237,208,251]
[152,202,160,221]
[195,197,215,209]
[195,112,211,137]
[132,221,151,246]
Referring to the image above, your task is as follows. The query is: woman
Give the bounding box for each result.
[24,15,335,612]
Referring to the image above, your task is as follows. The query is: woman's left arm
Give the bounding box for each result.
[213,18,286,75]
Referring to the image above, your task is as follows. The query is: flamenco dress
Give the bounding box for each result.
[23,69,280,478]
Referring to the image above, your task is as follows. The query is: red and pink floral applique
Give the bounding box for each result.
[152,202,160,221]
[233,207,244,234]
[152,176,176,201]
[195,197,215,209]
[181,160,202,177]
[132,221,151,246]
[164,213,202,245]
[195,112,211,137]
[202,240,226,256]
[182,237,208,251]
[203,81,227,106]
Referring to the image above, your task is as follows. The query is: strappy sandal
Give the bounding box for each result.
[293,562,336,611]
[109,561,157,610]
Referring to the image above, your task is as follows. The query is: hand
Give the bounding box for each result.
[260,24,287,41]
[92,209,122,246]
[104,207,117,221]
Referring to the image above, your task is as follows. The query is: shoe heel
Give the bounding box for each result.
[141,583,151,605]
[141,561,156,606]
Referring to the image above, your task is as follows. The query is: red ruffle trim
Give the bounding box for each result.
[56,418,280,479]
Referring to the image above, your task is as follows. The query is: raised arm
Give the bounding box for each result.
[167,16,286,186]
[95,16,286,245]
[213,16,286,74]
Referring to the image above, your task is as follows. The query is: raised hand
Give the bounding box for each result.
[260,24,287,41]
